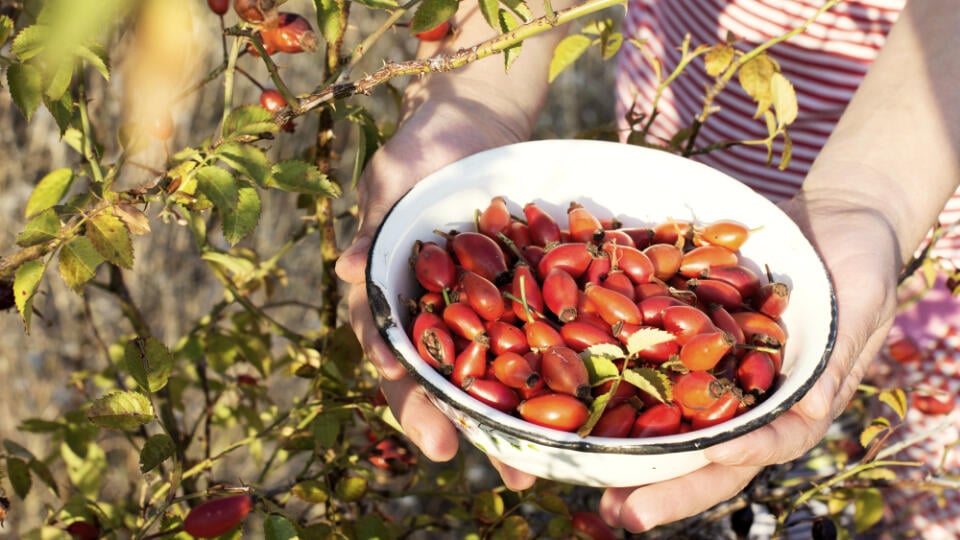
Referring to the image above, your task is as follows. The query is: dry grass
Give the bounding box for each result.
[0,1,614,535]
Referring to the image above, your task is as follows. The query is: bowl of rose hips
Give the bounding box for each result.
[365,139,836,488]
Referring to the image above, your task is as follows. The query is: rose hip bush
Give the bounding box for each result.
[0,0,955,538]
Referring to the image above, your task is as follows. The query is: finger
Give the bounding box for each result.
[488,457,537,491]
[334,236,371,285]
[704,408,831,466]
[599,463,762,533]
[346,283,409,380]
[380,376,459,463]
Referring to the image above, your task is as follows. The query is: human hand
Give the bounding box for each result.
[598,193,903,532]
[334,96,540,488]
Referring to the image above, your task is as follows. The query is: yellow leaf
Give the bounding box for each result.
[879,388,908,420]
[625,327,676,356]
[704,43,734,77]
[771,72,798,127]
[738,53,777,117]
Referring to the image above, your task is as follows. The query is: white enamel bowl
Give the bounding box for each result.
[366,140,836,487]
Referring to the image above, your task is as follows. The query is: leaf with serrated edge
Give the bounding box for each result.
[113,204,150,235]
[139,433,175,473]
[878,388,908,420]
[16,208,60,247]
[770,72,797,127]
[87,212,134,269]
[411,0,458,33]
[25,168,74,218]
[58,235,105,292]
[582,342,625,359]
[87,391,155,430]
[738,53,776,118]
[216,141,272,187]
[549,34,591,83]
[501,0,533,22]
[7,62,43,121]
[578,380,617,437]
[623,367,672,403]
[499,9,522,71]
[581,354,620,386]
[223,105,278,138]
[625,327,676,356]
[477,0,499,27]
[124,337,173,393]
[270,160,341,197]
[14,259,45,333]
[196,165,239,212]
[222,186,262,246]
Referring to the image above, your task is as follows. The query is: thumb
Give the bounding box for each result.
[335,235,372,285]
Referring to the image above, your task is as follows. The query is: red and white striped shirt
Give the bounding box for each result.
[614,0,960,255]
[614,2,960,536]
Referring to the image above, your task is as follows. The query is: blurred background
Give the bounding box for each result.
[0,0,616,534]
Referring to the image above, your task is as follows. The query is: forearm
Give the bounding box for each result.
[803,0,960,265]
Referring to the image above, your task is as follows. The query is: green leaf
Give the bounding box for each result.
[6,457,32,499]
[549,34,591,83]
[313,0,343,45]
[43,91,76,135]
[7,62,44,121]
[75,42,110,81]
[335,476,368,502]
[291,480,330,504]
[86,212,134,269]
[44,56,74,101]
[411,0,459,33]
[139,433,175,473]
[264,514,300,540]
[124,337,173,393]
[223,105,279,138]
[498,9,522,71]
[878,388,908,420]
[216,141,273,187]
[28,459,59,496]
[196,165,239,212]
[477,0,499,27]
[312,411,342,449]
[60,440,106,499]
[14,259,46,333]
[581,353,620,386]
[600,31,622,61]
[472,490,505,524]
[500,0,533,22]
[491,515,531,540]
[222,186,262,246]
[0,15,14,46]
[269,160,341,197]
[578,379,616,437]
[87,390,155,430]
[10,24,48,60]
[16,208,60,247]
[853,488,884,533]
[623,367,673,403]
[58,235,104,292]
[351,0,398,8]
[25,168,74,218]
